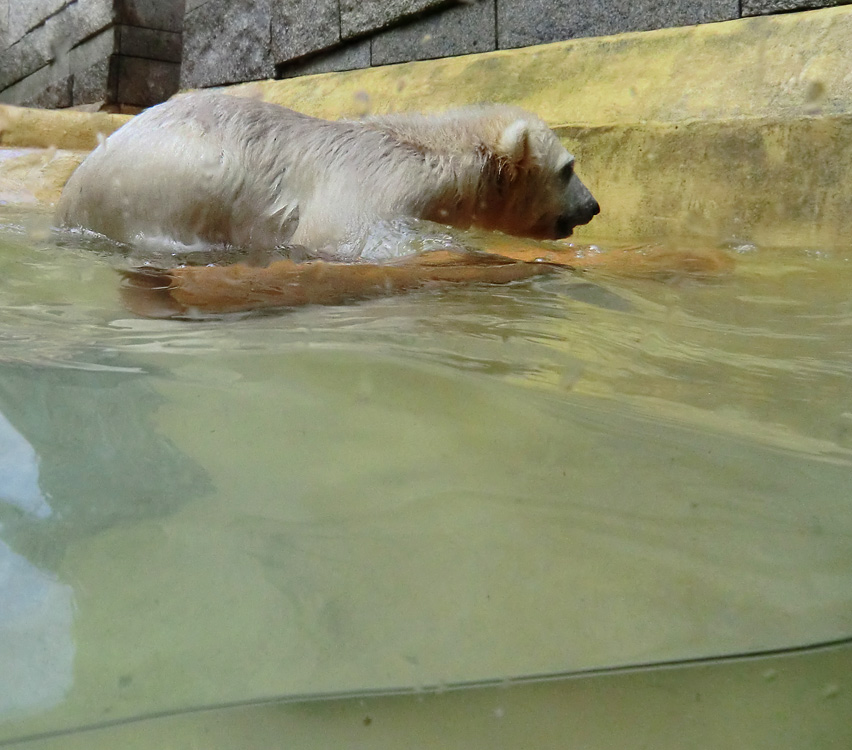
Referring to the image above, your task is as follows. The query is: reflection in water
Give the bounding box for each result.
[0,414,74,718]
[0,364,211,563]
[0,358,210,734]
[0,540,74,720]
[0,407,71,720]
[0,411,50,519]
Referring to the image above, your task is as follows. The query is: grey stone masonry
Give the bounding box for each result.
[0,0,182,109]
[119,26,182,63]
[371,0,496,66]
[277,40,372,79]
[0,0,115,91]
[340,0,450,38]
[272,0,340,63]
[5,0,852,106]
[116,0,184,31]
[182,0,274,88]
[742,0,850,15]
[498,0,740,49]
[6,0,67,47]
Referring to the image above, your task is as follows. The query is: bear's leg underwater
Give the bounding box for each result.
[120,244,734,318]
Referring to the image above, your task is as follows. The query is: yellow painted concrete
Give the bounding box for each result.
[2,6,852,248]
[0,148,87,205]
[0,105,129,150]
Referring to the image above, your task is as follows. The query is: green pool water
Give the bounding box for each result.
[0,207,850,745]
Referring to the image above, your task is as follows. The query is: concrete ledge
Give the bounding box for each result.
[0,104,130,150]
[0,147,87,205]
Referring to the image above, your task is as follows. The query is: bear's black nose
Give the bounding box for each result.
[556,200,600,236]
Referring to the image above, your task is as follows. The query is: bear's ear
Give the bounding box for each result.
[496,119,532,166]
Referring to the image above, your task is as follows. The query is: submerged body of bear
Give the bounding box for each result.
[57,93,599,258]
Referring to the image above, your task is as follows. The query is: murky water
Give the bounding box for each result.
[1,207,851,742]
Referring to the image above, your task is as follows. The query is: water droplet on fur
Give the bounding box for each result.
[732,242,758,254]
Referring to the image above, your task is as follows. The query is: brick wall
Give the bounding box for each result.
[0,0,182,109]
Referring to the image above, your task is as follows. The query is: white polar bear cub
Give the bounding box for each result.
[57,93,599,257]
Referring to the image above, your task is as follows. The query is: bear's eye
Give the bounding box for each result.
[559,161,575,181]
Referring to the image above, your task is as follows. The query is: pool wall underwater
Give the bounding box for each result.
[1,6,851,749]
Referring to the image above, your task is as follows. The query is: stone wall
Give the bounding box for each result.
[182,0,852,89]
[0,0,182,109]
[2,0,850,107]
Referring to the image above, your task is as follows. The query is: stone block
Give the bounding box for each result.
[277,39,371,79]
[0,26,116,106]
[1,0,8,48]
[0,0,115,92]
[0,34,52,91]
[272,0,340,63]
[117,56,180,106]
[184,0,213,13]
[7,0,65,47]
[182,0,274,88]
[0,63,52,105]
[21,74,73,108]
[371,0,496,66]
[72,56,115,105]
[340,0,448,38]
[497,0,739,49]
[68,26,119,75]
[115,0,184,32]
[54,0,115,52]
[742,0,846,15]
[118,25,182,62]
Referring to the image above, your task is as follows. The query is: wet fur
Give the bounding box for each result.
[57,93,599,257]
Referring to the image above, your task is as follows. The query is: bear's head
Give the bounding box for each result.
[475,112,600,240]
[362,106,599,242]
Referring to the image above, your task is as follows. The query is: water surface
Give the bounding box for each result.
[1,207,850,741]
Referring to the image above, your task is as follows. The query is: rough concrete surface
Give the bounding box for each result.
[118,26,182,63]
[182,0,273,87]
[340,0,448,38]
[742,0,849,15]
[498,0,739,49]
[115,0,184,31]
[0,0,114,92]
[277,40,371,79]
[71,58,114,105]
[272,0,340,63]
[116,56,179,106]
[371,0,496,66]
[6,0,67,47]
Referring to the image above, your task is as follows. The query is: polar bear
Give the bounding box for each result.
[56,92,599,258]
